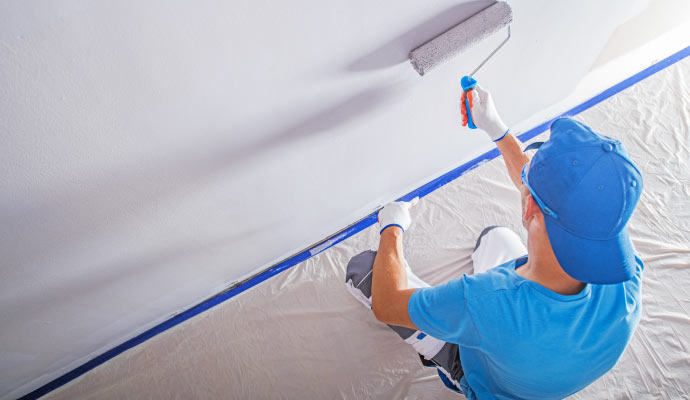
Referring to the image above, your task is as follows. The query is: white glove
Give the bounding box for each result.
[462,85,509,142]
[377,198,418,234]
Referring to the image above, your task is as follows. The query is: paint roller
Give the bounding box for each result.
[409,1,513,129]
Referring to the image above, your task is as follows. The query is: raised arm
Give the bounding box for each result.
[461,85,529,190]
[495,133,529,189]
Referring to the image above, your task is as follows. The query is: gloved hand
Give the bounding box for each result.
[461,85,509,142]
[377,198,418,234]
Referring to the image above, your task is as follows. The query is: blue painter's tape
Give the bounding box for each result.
[20,45,690,400]
[516,45,690,144]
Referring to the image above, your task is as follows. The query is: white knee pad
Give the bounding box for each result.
[472,227,527,274]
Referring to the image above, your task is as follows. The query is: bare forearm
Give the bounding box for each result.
[372,228,407,303]
[371,227,417,328]
[495,133,529,189]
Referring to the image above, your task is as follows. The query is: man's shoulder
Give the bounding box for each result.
[462,258,526,300]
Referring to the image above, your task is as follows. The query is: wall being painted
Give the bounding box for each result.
[1,0,688,398]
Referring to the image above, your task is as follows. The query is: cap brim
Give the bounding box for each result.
[544,218,636,284]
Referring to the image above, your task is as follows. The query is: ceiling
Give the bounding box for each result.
[1,0,687,398]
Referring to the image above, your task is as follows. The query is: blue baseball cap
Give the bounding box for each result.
[522,118,643,284]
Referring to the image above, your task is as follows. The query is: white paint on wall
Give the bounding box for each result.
[1,0,686,398]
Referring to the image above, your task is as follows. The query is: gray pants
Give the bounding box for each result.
[345,250,464,387]
[344,226,527,392]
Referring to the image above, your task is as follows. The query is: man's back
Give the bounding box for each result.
[408,255,644,399]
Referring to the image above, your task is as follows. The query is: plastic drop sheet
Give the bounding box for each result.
[46,59,690,399]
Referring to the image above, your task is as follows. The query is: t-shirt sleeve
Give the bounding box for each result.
[623,255,645,305]
[408,277,474,344]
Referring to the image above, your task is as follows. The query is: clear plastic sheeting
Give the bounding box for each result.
[47,59,690,399]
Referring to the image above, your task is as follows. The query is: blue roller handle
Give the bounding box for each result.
[461,76,478,129]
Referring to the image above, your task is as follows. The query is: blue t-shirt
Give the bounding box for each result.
[408,256,643,399]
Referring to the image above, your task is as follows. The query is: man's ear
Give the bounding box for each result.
[522,193,541,223]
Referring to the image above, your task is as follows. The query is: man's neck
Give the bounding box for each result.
[516,242,586,296]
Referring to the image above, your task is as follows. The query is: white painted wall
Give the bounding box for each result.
[0,0,687,398]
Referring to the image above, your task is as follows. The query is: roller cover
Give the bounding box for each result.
[410,1,513,75]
